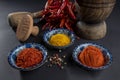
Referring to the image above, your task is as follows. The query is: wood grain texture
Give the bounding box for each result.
[76,0,116,3]
[75,21,106,40]
[76,0,116,23]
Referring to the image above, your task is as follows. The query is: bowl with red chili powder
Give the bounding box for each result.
[72,43,112,71]
[8,43,47,71]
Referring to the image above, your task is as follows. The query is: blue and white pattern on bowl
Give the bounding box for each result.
[43,28,75,49]
[72,43,113,71]
[8,43,47,71]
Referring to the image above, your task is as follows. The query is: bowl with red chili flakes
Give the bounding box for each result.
[8,43,47,71]
[72,43,112,71]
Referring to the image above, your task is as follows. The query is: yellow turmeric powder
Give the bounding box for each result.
[49,33,70,46]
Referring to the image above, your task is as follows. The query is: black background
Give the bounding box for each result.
[0,0,120,80]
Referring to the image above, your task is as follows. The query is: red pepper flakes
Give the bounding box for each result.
[16,48,43,68]
[41,0,76,30]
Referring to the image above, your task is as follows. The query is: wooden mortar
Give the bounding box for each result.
[76,21,106,40]
[76,0,116,23]
[75,0,116,40]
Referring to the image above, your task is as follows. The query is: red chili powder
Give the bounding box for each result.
[78,46,105,68]
[16,48,43,68]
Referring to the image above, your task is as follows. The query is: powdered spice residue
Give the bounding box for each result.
[49,33,70,46]
[78,46,105,68]
[16,48,43,68]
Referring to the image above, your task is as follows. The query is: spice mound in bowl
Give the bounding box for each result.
[49,33,70,46]
[8,43,47,71]
[16,48,43,68]
[72,43,112,71]
[43,28,75,49]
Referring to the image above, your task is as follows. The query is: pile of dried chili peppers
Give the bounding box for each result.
[41,0,76,30]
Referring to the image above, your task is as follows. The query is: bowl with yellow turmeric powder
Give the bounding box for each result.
[72,43,112,71]
[43,29,75,49]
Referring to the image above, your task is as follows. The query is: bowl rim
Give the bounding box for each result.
[8,43,48,71]
[72,42,113,70]
[43,28,75,49]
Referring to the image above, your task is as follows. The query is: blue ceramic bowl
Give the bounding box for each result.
[72,43,112,71]
[8,43,47,71]
[43,28,75,49]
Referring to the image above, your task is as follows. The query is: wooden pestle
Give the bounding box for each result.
[8,10,43,27]
[16,15,39,41]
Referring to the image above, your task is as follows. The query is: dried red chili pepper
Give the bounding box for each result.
[57,0,67,15]
[60,18,65,28]
[67,3,76,20]
[41,0,76,30]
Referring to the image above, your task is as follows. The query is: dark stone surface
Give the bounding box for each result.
[0,0,120,80]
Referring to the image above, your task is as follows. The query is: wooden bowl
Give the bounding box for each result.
[75,0,116,23]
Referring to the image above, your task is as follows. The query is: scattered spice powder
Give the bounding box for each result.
[78,46,105,68]
[49,33,70,46]
[16,48,43,68]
